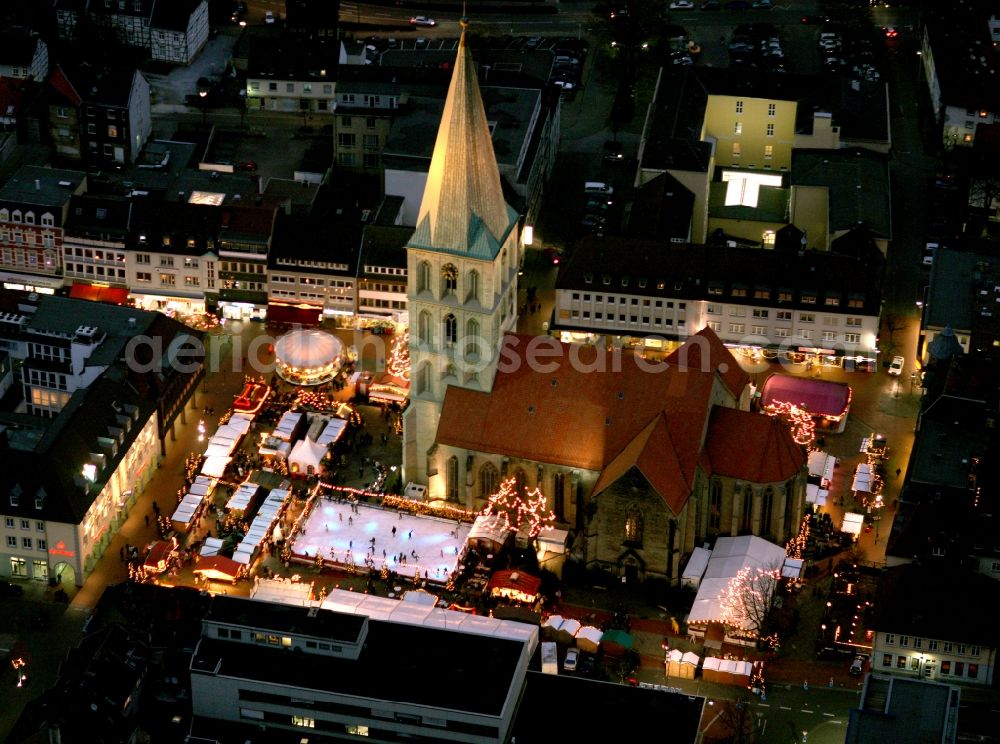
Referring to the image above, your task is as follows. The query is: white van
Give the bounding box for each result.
[584,181,614,195]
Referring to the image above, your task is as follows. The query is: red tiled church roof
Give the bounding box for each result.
[704,407,805,484]
[436,327,751,515]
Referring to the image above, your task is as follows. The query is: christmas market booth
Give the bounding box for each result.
[542,614,582,645]
[600,629,635,658]
[193,555,243,583]
[142,538,178,575]
[233,381,270,413]
[487,569,541,604]
[274,328,344,386]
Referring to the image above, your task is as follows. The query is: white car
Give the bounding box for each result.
[264,10,275,24]
[923,242,938,266]
[563,648,579,672]
[670,1,695,8]
[409,15,436,27]
[889,356,904,376]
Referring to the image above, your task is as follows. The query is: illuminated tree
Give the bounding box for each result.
[786,514,810,561]
[387,329,410,381]
[763,400,816,447]
[720,564,782,638]
[480,476,555,537]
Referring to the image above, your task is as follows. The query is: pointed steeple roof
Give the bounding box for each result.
[414,21,513,256]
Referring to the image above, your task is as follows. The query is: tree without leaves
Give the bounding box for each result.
[720,563,782,637]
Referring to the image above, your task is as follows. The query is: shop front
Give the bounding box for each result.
[132,289,207,316]
[219,301,265,321]
[68,283,130,305]
[0,270,61,295]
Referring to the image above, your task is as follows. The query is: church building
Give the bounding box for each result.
[403,24,807,584]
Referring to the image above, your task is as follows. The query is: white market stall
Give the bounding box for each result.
[466,514,514,553]
[808,450,836,487]
[288,437,327,475]
[852,463,872,493]
[316,418,348,447]
[251,577,314,607]
[842,512,865,537]
[575,625,604,654]
[806,483,829,506]
[199,537,224,557]
[272,411,304,442]
[681,546,712,590]
[201,456,231,479]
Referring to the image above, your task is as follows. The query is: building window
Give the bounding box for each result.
[734,122,742,135]
[735,100,743,114]
[768,103,776,116]
[160,273,176,286]
[732,142,741,157]
[624,505,643,546]
[5,536,13,548]
[709,479,722,530]
[764,145,773,159]
[337,133,356,148]
[899,636,909,647]
[465,319,480,355]
[845,333,860,344]
[882,653,892,667]
[21,537,32,549]
[479,463,499,501]
[885,634,895,645]
[729,323,744,334]
[968,664,979,678]
[446,456,459,501]
[107,125,118,138]
[417,261,431,294]
[441,263,457,295]
[741,485,753,533]
[766,123,775,136]
[443,314,457,345]
[799,313,815,323]
[896,656,907,668]
[292,716,315,728]
[417,311,431,345]
[467,270,480,304]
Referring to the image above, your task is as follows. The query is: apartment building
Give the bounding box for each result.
[62,195,132,296]
[267,214,358,321]
[0,27,49,82]
[553,236,883,370]
[0,166,87,294]
[245,31,338,116]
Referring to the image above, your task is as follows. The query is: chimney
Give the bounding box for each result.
[35,179,41,190]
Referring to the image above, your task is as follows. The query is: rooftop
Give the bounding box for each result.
[925,246,1000,331]
[0,165,86,207]
[846,674,958,744]
[358,224,411,274]
[791,148,892,239]
[0,27,42,68]
[873,564,1000,646]
[206,595,367,643]
[192,617,525,716]
[924,2,1000,111]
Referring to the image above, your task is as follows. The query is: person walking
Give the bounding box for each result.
[144,514,150,528]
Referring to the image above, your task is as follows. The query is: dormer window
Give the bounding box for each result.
[638,278,647,289]
[602,275,611,286]
[584,273,593,284]
[825,295,840,307]
[24,212,34,225]
[801,293,817,304]
[11,210,21,223]
[621,278,628,288]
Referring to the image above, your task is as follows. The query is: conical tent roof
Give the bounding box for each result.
[927,324,963,361]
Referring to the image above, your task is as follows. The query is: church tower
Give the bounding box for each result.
[402,21,521,491]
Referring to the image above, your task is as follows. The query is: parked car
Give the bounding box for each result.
[603,141,624,161]
[888,356,904,376]
[850,655,867,676]
[923,242,938,266]
[409,15,436,27]
[700,0,722,9]
[578,653,596,676]
[0,580,24,597]
[584,181,614,195]
[563,648,579,672]
[670,0,695,9]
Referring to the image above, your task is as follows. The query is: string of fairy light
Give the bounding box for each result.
[480,477,556,538]
[762,399,816,447]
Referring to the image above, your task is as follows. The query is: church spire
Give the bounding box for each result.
[415,20,511,254]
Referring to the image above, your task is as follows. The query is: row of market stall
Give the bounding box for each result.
[258,410,349,475]
[541,615,630,656]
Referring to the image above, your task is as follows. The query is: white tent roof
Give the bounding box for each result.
[808,450,836,482]
[201,456,230,479]
[288,437,327,471]
[258,437,290,458]
[806,483,829,506]
[226,483,260,512]
[273,411,303,442]
[667,648,684,663]
[681,651,700,666]
[852,472,872,493]
[251,577,314,607]
[200,537,224,557]
[688,536,787,630]
[576,626,603,646]
[467,514,513,545]
[782,557,804,579]
[682,546,712,588]
[275,329,343,370]
[319,589,538,653]
[842,512,865,535]
[316,418,348,446]
[536,528,570,553]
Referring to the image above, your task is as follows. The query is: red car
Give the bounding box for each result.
[235,160,257,172]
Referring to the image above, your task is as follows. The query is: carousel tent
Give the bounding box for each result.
[275,329,343,386]
[288,437,327,473]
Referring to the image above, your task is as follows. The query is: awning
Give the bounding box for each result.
[143,541,175,573]
[267,302,323,326]
[69,283,129,305]
[194,555,243,581]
